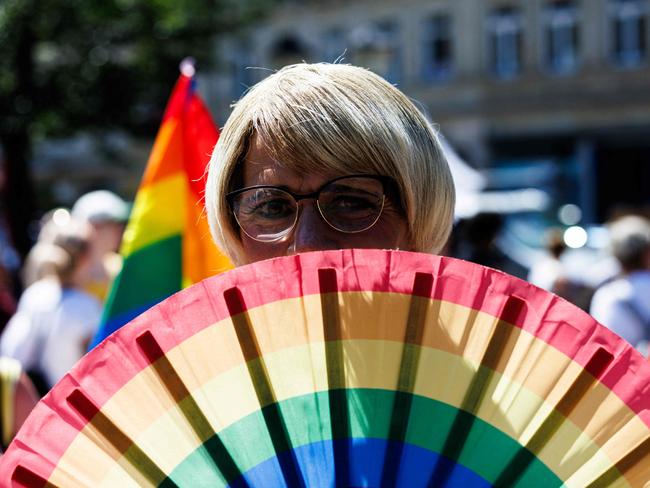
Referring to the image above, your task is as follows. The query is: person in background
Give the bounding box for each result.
[0,219,102,393]
[528,228,567,291]
[590,215,650,356]
[71,190,129,302]
[526,228,594,311]
[450,213,528,280]
[21,209,77,288]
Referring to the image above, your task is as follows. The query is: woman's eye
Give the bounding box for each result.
[251,199,294,219]
[330,195,377,211]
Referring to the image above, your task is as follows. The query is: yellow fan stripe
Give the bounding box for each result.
[49,292,648,487]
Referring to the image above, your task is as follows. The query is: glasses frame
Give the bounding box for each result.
[227,174,397,243]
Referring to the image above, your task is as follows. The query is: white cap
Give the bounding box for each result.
[608,215,650,266]
[71,190,130,224]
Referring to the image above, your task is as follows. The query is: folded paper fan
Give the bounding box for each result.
[1,249,649,487]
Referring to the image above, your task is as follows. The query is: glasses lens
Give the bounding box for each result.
[231,188,297,241]
[318,177,385,233]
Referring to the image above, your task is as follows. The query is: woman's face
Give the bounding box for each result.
[236,135,412,264]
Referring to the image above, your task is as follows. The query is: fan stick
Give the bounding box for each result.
[429,295,525,486]
[585,434,650,487]
[380,272,434,488]
[136,330,246,486]
[319,268,350,487]
[65,388,177,487]
[493,346,614,487]
[224,286,306,488]
[11,465,59,488]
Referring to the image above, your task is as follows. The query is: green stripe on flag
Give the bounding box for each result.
[104,235,182,321]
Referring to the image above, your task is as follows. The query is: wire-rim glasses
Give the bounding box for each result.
[227,174,395,243]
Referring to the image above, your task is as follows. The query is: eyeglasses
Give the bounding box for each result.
[227,175,396,242]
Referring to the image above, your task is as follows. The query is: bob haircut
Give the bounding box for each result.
[206,62,455,265]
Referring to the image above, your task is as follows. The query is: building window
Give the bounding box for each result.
[544,1,580,74]
[609,0,647,67]
[487,7,523,79]
[350,21,402,84]
[422,14,453,81]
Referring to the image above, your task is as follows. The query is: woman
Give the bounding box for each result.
[590,215,650,356]
[0,219,102,392]
[206,63,455,265]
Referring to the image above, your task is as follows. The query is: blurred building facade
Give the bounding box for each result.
[205,0,650,225]
[30,133,150,211]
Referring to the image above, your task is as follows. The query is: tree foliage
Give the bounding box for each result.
[0,0,272,136]
[0,0,275,255]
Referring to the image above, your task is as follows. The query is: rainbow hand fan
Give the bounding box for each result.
[1,249,649,487]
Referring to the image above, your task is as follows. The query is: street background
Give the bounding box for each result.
[1,0,649,300]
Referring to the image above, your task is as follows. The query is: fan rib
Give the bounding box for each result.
[136,331,246,486]
[65,388,177,487]
[224,286,306,488]
[319,268,350,487]
[493,347,614,487]
[585,435,650,487]
[380,272,434,488]
[429,295,525,487]
[11,465,58,488]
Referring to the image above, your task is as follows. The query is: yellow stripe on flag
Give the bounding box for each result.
[120,173,187,257]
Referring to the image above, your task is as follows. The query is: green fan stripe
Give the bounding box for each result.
[103,235,182,320]
[164,389,561,487]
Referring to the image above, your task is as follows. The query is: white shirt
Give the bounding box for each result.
[0,280,101,388]
[590,271,650,355]
[0,278,61,370]
[528,256,564,291]
[39,289,102,387]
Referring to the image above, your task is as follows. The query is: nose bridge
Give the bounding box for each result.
[289,200,331,253]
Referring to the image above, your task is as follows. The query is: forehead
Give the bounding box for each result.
[241,134,340,192]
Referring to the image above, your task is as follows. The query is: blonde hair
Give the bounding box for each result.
[206,63,455,264]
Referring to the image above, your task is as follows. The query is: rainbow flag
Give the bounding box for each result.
[90,64,233,348]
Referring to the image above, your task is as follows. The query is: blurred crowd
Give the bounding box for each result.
[0,194,648,451]
[449,210,650,358]
[0,190,128,450]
